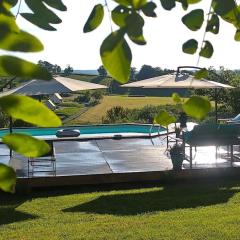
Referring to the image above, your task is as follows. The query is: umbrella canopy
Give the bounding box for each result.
[122,72,234,123]
[0,76,107,96]
[122,73,234,89]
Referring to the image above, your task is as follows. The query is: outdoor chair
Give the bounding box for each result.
[218,114,240,124]
[28,140,56,177]
[182,124,240,168]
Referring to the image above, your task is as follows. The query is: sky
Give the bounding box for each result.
[5,0,240,71]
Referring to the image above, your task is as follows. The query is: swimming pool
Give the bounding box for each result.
[0,124,165,139]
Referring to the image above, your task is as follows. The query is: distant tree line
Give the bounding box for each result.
[98,64,174,81]
[38,61,74,76]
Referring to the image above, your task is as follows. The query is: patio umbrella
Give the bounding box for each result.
[122,72,234,122]
[0,76,107,97]
[0,76,107,156]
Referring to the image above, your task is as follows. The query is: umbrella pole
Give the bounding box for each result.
[215,89,218,123]
[9,116,13,157]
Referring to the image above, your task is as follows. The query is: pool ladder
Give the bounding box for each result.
[149,123,162,145]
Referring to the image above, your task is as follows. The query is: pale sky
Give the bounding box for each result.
[5,0,240,71]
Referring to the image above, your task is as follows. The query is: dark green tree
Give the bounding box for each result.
[98,65,107,77]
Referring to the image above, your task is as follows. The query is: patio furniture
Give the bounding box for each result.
[218,114,240,124]
[28,141,56,176]
[183,124,240,169]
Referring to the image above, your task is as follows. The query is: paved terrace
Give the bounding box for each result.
[0,136,240,179]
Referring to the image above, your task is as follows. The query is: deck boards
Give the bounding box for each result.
[0,137,239,180]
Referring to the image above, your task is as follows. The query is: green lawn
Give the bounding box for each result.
[1,179,240,239]
[55,107,80,118]
[70,95,177,124]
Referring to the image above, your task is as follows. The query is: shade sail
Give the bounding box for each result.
[122,73,234,89]
[0,76,107,96]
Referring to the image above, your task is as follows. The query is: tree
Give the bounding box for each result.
[137,65,160,80]
[98,65,107,77]
[130,67,137,81]
[38,60,61,74]
[64,65,74,76]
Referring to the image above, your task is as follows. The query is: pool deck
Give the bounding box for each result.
[1,135,240,190]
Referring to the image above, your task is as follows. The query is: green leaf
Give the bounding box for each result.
[182,96,211,120]
[83,4,104,33]
[128,34,146,45]
[0,0,15,16]
[0,56,52,80]
[182,39,198,54]
[24,0,62,24]
[112,5,131,27]
[21,13,56,31]
[0,95,62,127]
[114,0,131,7]
[126,13,146,45]
[0,30,43,52]
[206,14,220,34]
[100,30,132,83]
[21,0,66,30]
[194,68,208,79]
[172,93,182,103]
[187,0,201,3]
[43,0,67,11]
[3,133,50,157]
[182,9,204,31]
[0,15,19,40]
[199,41,214,58]
[234,29,240,41]
[131,0,147,9]
[176,0,188,10]
[160,0,176,11]
[212,0,236,17]
[114,0,147,9]
[0,163,16,193]
[141,2,157,17]
[212,0,239,28]
[154,110,176,127]
[5,0,18,7]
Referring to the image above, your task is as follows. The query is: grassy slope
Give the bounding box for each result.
[1,179,240,240]
[70,95,175,124]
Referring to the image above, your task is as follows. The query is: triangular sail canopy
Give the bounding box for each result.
[122,73,234,89]
[0,76,107,96]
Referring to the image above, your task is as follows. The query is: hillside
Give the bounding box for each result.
[69,95,176,124]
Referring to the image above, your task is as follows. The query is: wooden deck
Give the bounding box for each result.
[1,136,240,190]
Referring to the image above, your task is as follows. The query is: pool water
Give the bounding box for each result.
[0,124,165,138]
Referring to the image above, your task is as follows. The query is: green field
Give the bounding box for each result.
[1,179,240,240]
[70,96,176,124]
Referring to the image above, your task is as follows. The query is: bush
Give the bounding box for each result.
[74,91,91,103]
[102,104,181,124]
[91,90,103,101]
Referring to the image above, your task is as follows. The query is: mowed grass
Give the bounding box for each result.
[71,96,176,124]
[1,179,240,240]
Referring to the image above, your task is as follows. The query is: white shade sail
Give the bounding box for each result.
[122,73,234,89]
[0,76,107,96]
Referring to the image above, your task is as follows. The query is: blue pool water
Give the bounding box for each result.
[0,124,165,138]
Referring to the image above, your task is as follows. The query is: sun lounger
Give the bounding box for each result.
[183,124,240,168]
